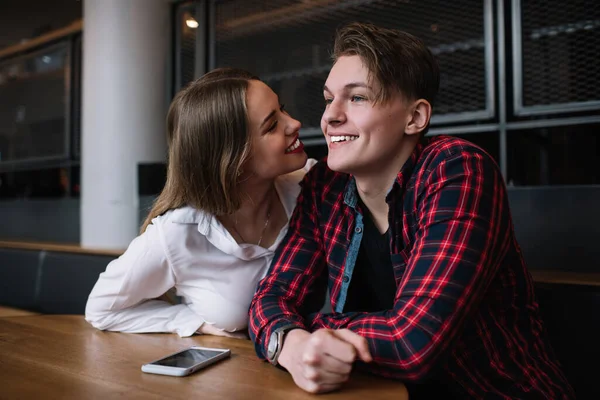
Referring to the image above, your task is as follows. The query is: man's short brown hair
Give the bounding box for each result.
[332,22,440,106]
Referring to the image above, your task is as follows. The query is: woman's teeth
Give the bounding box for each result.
[330,135,358,143]
[285,138,301,153]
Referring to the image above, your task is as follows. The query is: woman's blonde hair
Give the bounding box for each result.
[141,68,258,233]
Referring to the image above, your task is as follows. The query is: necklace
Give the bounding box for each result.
[232,191,274,247]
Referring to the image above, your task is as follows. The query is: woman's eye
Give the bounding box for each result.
[279,103,287,114]
[324,98,333,105]
[268,121,278,132]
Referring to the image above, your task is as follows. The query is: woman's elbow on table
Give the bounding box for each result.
[84,296,118,330]
[84,309,112,331]
[84,295,122,331]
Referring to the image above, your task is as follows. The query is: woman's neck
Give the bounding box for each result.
[218,177,285,247]
[235,178,276,223]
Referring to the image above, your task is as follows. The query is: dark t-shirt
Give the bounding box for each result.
[343,207,396,313]
[343,206,455,399]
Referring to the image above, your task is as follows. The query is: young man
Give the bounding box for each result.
[249,22,574,399]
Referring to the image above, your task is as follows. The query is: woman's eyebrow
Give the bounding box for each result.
[260,110,277,128]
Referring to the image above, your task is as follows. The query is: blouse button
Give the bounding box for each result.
[355,226,362,233]
[343,275,350,283]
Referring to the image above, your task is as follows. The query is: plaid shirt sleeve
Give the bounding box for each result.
[248,166,328,358]
[308,149,511,381]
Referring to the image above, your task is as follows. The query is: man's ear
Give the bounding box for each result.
[405,99,432,136]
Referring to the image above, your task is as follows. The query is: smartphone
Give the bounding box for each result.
[141,346,231,377]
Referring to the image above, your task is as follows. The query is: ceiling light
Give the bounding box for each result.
[186,18,199,29]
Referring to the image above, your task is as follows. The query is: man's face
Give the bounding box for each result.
[321,55,412,175]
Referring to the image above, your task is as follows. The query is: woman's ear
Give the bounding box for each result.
[405,99,432,136]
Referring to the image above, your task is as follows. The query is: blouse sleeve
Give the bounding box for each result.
[84,221,204,337]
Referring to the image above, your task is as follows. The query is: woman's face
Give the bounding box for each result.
[244,80,307,180]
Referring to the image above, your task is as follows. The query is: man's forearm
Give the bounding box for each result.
[305,305,452,381]
[249,309,305,358]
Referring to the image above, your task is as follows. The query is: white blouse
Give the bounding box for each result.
[85,160,315,337]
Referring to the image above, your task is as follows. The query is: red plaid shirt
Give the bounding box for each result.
[249,136,574,399]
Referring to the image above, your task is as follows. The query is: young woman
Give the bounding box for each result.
[85,68,314,338]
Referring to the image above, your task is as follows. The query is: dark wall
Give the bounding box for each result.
[0,196,155,244]
[1,189,599,272]
[0,199,80,243]
[508,186,600,273]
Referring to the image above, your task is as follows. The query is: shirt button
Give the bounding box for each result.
[343,275,350,283]
[355,227,362,233]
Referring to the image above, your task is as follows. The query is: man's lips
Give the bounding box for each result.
[329,134,359,144]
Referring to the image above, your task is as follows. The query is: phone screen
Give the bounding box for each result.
[151,348,225,368]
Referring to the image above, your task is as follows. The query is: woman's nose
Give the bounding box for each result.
[285,115,301,135]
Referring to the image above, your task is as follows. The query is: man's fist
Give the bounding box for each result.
[278,328,372,394]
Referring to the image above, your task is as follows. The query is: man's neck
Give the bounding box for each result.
[353,137,418,232]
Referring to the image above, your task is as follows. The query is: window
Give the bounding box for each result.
[0,42,69,164]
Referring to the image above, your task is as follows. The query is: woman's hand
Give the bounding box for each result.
[197,323,248,340]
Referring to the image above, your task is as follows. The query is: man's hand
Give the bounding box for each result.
[278,328,372,394]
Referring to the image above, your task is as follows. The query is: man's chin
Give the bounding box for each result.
[326,157,353,174]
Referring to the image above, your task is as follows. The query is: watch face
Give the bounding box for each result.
[267,331,278,360]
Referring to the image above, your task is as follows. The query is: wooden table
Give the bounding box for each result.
[0,315,408,399]
[0,306,40,317]
[529,270,600,287]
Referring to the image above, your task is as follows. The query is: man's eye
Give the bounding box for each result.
[351,95,366,102]
[324,98,333,105]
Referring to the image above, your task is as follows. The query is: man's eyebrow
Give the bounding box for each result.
[323,82,372,92]
[259,110,277,128]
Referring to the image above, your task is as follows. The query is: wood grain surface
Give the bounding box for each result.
[0,306,40,317]
[0,315,408,400]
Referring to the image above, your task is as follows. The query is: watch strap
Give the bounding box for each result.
[268,323,299,366]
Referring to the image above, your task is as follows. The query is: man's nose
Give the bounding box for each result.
[322,100,345,126]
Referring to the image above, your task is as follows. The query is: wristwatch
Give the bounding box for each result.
[266,324,298,366]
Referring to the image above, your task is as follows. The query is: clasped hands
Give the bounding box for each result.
[278,328,372,394]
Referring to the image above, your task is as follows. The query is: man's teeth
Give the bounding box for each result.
[330,135,358,143]
[285,138,301,153]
